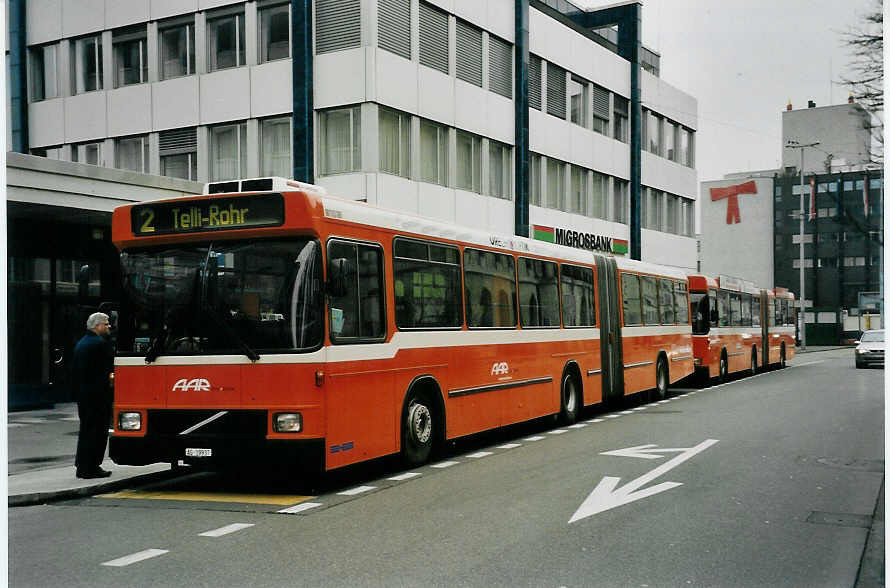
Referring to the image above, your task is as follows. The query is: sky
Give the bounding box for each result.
[581,0,880,182]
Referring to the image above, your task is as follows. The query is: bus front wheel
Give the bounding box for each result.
[402,393,434,466]
[652,356,669,401]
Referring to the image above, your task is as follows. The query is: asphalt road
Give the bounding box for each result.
[10,348,884,587]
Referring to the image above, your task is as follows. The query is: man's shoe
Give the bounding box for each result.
[77,468,112,479]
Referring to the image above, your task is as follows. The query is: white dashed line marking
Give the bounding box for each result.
[604,414,621,419]
[524,436,546,441]
[619,410,634,415]
[496,443,522,449]
[199,523,254,537]
[568,423,588,429]
[387,472,422,481]
[467,451,493,458]
[102,549,169,567]
[278,502,322,514]
[549,429,569,435]
[431,461,460,469]
[337,486,376,496]
[588,419,604,423]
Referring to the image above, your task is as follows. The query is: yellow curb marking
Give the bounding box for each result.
[98,489,315,506]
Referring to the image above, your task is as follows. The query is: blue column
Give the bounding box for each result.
[292,0,313,183]
[513,0,529,237]
[514,0,530,238]
[9,0,28,154]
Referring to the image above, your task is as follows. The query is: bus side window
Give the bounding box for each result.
[659,278,675,324]
[621,273,642,326]
[328,240,386,343]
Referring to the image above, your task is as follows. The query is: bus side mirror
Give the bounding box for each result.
[326,258,352,298]
[78,264,91,300]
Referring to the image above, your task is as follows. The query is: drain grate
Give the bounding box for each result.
[806,511,873,528]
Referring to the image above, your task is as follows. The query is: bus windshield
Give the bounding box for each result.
[117,238,323,358]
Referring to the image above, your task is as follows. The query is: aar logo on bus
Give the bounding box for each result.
[491,362,510,376]
[172,378,211,392]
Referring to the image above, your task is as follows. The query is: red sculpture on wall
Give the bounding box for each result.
[709,180,758,224]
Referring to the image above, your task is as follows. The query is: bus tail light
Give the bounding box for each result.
[118,412,142,431]
[274,412,302,433]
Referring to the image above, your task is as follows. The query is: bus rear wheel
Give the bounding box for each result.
[750,348,757,375]
[558,373,580,425]
[402,393,435,466]
[652,356,669,401]
[718,352,729,383]
[779,345,787,368]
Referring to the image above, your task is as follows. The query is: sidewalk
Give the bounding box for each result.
[7,403,176,507]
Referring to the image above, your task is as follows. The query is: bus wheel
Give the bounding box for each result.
[779,345,786,368]
[402,393,434,466]
[750,348,758,375]
[718,351,729,383]
[652,356,669,401]
[558,373,580,425]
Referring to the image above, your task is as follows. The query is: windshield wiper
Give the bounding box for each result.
[201,306,260,362]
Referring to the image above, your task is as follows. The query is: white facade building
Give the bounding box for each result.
[18,0,699,269]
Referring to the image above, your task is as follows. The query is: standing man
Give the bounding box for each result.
[73,312,114,479]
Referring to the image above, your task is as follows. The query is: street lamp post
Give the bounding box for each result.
[785,139,820,351]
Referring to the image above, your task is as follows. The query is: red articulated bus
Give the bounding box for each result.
[688,274,796,383]
[108,177,694,474]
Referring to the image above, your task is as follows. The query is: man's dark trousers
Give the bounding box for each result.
[72,331,113,473]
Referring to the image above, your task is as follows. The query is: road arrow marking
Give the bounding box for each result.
[569,439,719,523]
[600,444,702,460]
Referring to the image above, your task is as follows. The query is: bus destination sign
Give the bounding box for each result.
[132,194,285,235]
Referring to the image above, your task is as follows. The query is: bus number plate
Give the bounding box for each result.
[185,448,212,457]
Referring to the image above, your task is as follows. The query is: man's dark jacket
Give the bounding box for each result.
[72,331,114,406]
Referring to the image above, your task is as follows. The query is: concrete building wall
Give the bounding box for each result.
[699,176,775,288]
[781,103,872,174]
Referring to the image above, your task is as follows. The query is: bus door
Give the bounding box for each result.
[759,291,769,368]
[595,255,624,402]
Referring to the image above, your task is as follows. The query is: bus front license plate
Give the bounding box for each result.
[185,448,212,457]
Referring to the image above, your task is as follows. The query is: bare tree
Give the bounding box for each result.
[841,0,883,160]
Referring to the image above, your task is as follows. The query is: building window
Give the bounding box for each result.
[488,140,511,199]
[529,154,542,206]
[378,0,411,59]
[420,119,448,186]
[647,111,662,155]
[319,106,361,175]
[546,158,564,210]
[259,3,290,63]
[665,120,677,162]
[210,122,247,181]
[419,1,449,75]
[207,9,245,71]
[488,35,512,99]
[681,128,694,167]
[456,20,483,87]
[456,130,482,193]
[159,19,195,79]
[817,257,837,268]
[116,135,149,173]
[684,199,694,236]
[570,165,586,214]
[569,77,587,127]
[316,0,361,54]
[546,62,566,119]
[613,96,628,143]
[30,43,60,101]
[612,179,628,223]
[528,55,542,110]
[72,142,103,166]
[113,26,148,88]
[665,194,678,234]
[590,172,607,219]
[379,107,411,178]
[592,85,610,135]
[261,116,292,177]
[159,127,198,180]
[71,35,103,94]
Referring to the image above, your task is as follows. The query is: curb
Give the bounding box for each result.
[9,468,181,508]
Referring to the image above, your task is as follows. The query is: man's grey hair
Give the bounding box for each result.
[86,312,109,330]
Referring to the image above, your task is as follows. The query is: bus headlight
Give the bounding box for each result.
[118,412,142,431]
[273,412,302,433]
